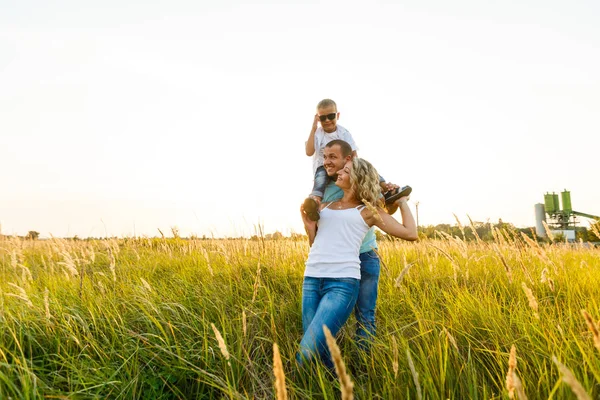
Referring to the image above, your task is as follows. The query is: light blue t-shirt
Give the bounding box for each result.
[322,183,377,254]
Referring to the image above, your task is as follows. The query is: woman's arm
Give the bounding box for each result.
[363,199,418,241]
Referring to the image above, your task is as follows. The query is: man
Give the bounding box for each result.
[308,139,413,350]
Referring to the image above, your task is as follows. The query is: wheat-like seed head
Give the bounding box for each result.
[506,345,517,398]
[361,199,383,224]
[6,282,33,308]
[140,278,153,292]
[467,215,482,243]
[44,287,51,319]
[443,327,459,352]
[242,310,247,337]
[542,221,555,242]
[513,372,528,400]
[581,310,600,352]
[453,213,466,240]
[211,323,230,361]
[252,262,262,302]
[521,282,539,319]
[406,348,423,400]
[272,343,288,400]
[391,336,399,378]
[323,325,354,400]
[552,356,591,400]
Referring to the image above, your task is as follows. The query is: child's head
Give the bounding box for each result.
[316,99,339,133]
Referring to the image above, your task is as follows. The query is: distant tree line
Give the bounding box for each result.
[10,220,600,242]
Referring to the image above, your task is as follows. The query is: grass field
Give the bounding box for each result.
[1,232,599,399]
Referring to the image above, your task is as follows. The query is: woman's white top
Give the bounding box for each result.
[305,203,370,280]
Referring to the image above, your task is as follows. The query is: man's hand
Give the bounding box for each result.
[312,114,319,131]
[385,194,409,215]
[380,181,399,193]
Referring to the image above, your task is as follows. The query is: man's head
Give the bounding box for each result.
[316,99,339,133]
[323,140,353,177]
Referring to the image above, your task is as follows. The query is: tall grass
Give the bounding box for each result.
[0,233,599,398]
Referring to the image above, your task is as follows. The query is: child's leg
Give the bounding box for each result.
[310,166,330,199]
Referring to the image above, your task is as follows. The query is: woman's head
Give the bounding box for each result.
[336,157,381,206]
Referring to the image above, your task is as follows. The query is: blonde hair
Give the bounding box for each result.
[349,157,381,207]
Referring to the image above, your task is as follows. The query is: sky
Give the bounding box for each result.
[1,0,599,238]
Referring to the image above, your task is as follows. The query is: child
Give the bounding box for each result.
[303,99,411,221]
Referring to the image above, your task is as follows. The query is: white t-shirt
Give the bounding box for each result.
[312,125,358,175]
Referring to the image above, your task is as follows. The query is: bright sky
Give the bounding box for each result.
[1,0,599,238]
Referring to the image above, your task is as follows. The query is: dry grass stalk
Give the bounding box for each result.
[443,327,459,352]
[140,278,153,292]
[201,247,214,276]
[506,345,517,398]
[500,228,515,245]
[581,310,600,352]
[406,348,423,400]
[10,250,18,270]
[429,244,455,263]
[467,215,482,244]
[540,268,555,292]
[272,343,288,400]
[453,213,466,240]
[44,287,51,319]
[252,262,262,302]
[108,248,116,282]
[211,323,230,361]
[242,310,247,337]
[6,282,33,308]
[58,251,79,278]
[362,198,383,224]
[520,233,541,251]
[493,244,512,283]
[521,283,539,319]
[513,373,528,400]
[391,336,399,378]
[437,231,467,255]
[590,223,600,240]
[552,356,591,400]
[394,260,416,288]
[506,345,528,399]
[542,221,555,242]
[323,325,354,400]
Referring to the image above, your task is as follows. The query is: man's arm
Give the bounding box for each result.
[305,115,319,156]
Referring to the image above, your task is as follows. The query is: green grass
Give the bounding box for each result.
[1,236,599,399]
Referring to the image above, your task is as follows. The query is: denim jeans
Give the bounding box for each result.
[355,250,381,350]
[297,277,360,368]
[310,166,331,198]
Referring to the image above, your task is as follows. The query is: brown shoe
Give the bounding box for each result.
[303,197,320,221]
[384,186,412,204]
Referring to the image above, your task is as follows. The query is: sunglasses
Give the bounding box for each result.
[318,113,337,122]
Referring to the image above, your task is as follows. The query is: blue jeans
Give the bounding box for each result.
[297,277,360,368]
[310,166,331,198]
[355,250,381,350]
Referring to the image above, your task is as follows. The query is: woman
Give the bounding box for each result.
[298,157,417,367]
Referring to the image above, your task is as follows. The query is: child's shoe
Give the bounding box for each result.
[384,185,412,205]
[303,197,321,221]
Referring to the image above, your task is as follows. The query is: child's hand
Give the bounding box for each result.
[312,114,319,131]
